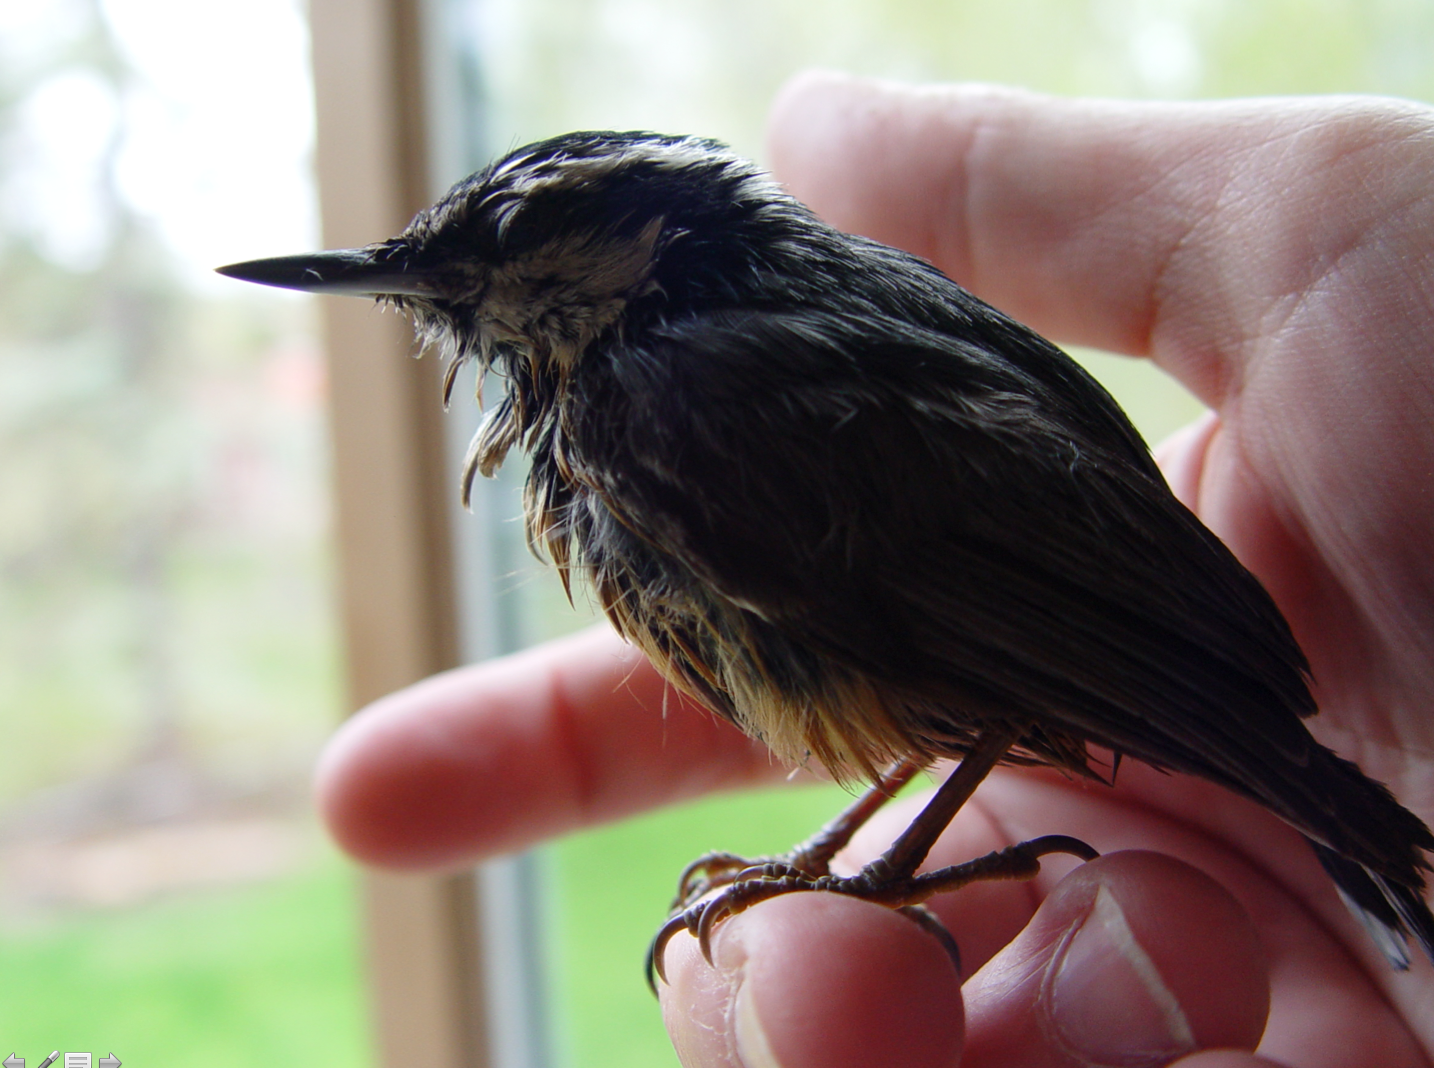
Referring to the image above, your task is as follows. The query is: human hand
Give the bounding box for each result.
[317,624,1411,1067]
[316,76,1434,1066]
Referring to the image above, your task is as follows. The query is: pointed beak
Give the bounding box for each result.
[215,245,443,297]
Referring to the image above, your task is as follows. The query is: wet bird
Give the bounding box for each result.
[220,130,1434,978]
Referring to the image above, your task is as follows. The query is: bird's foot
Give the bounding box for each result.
[667,841,839,914]
[647,833,1098,990]
[665,758,926,915]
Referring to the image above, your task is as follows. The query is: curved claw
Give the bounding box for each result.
[674,852,748,901]
[695,876,816,963]
[672,852,781,910]
[646,911,697,993]
[696,897,725,964]
[733,861,793,884]
[897,904,962,976]
[1024,833,1100,863]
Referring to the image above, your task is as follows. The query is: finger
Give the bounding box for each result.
[973,768,1426,1067]
[833,765,1425,1064]
[314,625,779,868]
[767,70,1216,356]
[1152,410,1220,512]
[1171,1054,1283,1068]
[659,894,963,1068]
[766,71,1434,404]
[961,851,1268,1068]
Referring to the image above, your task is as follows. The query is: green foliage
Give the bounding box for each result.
[1,1,354,1060]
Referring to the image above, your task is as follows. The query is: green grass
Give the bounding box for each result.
[0,850,368,1068]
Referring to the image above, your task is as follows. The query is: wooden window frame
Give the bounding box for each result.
[307,1,516,1065]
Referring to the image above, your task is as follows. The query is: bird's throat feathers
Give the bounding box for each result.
[481,214,669,368]
[419,215,671,504]
[422,213,668,381]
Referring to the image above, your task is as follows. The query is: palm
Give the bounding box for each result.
[1152,139,1434,790]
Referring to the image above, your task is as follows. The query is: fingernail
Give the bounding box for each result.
[733,973,784,1068]
[1043,884,1196,1068]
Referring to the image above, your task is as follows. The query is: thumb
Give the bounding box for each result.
[659,892,964,1068]
[962,851,1269,1068]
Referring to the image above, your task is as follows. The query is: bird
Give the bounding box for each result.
[218,129,1434,980]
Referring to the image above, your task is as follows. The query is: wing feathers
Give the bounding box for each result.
[547,302,1432,916]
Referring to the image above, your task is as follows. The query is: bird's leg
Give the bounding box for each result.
[791,756,926,872]
[862,722,1026,884]
[648,724,1099,989]
[669,758,923,910]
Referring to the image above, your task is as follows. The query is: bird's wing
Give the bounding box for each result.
[839,235,1163,478]
[554,305,1429,875]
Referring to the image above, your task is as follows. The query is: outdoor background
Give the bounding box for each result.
[2,0,1432,1066]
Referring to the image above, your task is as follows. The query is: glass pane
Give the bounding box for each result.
[0,0,366,1064]
[431,2,1434,1065]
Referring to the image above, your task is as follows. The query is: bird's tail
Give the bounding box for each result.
[1310,839,1434,969]
[1222,738,1434,968]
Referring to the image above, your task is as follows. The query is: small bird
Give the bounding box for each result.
[220,130,1434,978]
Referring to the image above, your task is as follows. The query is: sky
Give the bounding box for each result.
[0,0,318,286]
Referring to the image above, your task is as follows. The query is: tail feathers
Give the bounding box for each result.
[1303,748,1434,879]
[1312,840,1434,969]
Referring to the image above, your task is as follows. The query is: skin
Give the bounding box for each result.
[316,73,1434,1067]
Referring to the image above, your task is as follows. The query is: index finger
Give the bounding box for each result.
[315,625,780,869]
[766,71,1434,405]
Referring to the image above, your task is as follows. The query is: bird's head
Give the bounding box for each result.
[218,131,798,381]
